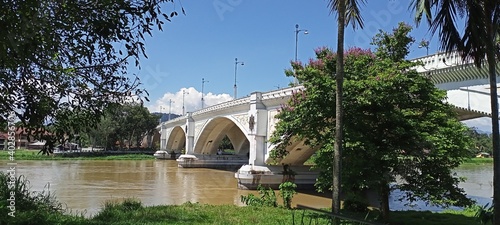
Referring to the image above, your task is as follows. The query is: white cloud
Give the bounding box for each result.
[148,87,233,115]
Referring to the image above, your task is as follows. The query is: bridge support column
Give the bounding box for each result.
[185,113,195,154]
[160,124,166,150]
[247,92,268,166]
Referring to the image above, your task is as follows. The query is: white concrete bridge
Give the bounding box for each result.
[159,51,499,189]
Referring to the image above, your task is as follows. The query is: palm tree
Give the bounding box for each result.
[327,0,365,219]
[411,0,500,223]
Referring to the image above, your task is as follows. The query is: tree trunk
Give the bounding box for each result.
[128,130,135,150]
[333,0,346,224]
[485,20,500,225]
[380,181,390,222]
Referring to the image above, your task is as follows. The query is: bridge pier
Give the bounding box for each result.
[234,165,318,190]
[186,112,195,154]
[247,92,267,166]
[233,92,318,189]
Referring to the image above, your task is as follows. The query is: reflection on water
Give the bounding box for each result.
[1,160,331,217]
[0,161,492,216]
[390,164,493,211]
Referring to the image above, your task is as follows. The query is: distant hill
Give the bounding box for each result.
[152,113,181,122]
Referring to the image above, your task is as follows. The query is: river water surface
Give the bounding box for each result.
[0,160,493,217]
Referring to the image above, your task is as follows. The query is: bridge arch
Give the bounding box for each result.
[166,126,186,152]
[194,116,250,155]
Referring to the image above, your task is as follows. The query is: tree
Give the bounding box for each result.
[327,0,366,217]
[411,0,500,222]
[0,0,183,154]
[270,23,473,221]
[466,128,493,156]
[86,103,159,150]
[218,135,234,151]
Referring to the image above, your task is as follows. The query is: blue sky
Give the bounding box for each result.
[130,0,492,133]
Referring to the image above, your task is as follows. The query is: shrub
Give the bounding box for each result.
[0,172,89,225]
[473,203,493,224]
[279,181,297,209]
[240,185,278,207]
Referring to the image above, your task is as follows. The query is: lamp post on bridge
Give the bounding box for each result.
[294,24,308,84]
[418,39,430,55]
[168,99,174,120]
[159,106,165,124]
[234,58,244,99]
[182,89,189,115]
[202,78,209,109]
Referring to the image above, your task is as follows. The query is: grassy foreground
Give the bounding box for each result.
[0,149,155,160]
[2,200,485,225]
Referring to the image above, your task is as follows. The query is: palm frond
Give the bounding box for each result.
[410,0,434,25]
[461,0,488,66]
[413,0,499,66]
[327,0,366,28]
[429,0,463,52]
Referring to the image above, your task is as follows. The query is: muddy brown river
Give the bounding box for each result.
[1,160,492,217]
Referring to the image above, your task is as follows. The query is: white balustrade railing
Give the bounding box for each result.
[411,51,475,73]
[261,85,304,100]
[162,86,304,126]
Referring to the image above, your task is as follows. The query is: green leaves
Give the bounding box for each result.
[0,0,183,149]
[270,23,473,209]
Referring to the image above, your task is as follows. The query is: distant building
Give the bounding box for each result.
[0,133,7,150]
[0,128,51,150]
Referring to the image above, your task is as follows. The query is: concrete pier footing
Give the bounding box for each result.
[234,165,318,190]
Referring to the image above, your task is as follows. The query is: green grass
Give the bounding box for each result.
[77,201,485,225]
[461,157,493,165]
[1,188,484,225]
[388,209,480,225]
[0,149,155,160]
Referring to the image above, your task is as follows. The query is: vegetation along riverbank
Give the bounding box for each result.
[0,172,490,225]
[0,149,155,160]
[1,149,493,164]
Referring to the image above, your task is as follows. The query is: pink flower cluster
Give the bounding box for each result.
[290,90,306,105]
[279,103,295,112]
[278,90,307,113]
[345,47,375,58]
[309,58,324,69]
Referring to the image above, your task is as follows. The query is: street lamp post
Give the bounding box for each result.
[294,24,308,62]
[234,58,244,99]
[294,24,308,84]
[182,89,189,115]
[168,99,174,120]
[418,40,430,55]
[159,106,165,124]
[202,78,209,108]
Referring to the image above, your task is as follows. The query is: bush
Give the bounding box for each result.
[0,172,88,225]
[473,203,493,224]
[343,199,369,213]
[240,185,278,207]
[279,181,297,209]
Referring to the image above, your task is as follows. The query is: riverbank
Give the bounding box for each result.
[2,150,493,164]
[0,149,155,160]
[3,199,483,225]
[461,157,493,165]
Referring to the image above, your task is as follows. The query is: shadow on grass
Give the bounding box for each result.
[389,210,480,225]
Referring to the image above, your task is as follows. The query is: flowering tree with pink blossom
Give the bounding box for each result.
[269,22,473,221]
